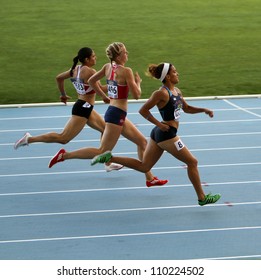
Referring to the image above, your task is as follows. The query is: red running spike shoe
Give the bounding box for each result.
[146,177,168,187]
[48,149,66,168]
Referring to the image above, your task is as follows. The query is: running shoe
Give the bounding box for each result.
[14,132,32,149]
[198,193,221,206]
[91,151,112,166]
[48,149,66,168]
[146,177,168,187]
[105,163,124,172]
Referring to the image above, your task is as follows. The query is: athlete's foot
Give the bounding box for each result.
[91,151,112,166]
[48,149,66,168]
[198,193,221,206]
[104,163,124,172]
[14,132,32,149]
[146,177,168,187]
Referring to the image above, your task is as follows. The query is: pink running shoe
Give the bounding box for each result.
[48,149,66,168]
[104,163,124,172]
[14,132,32,149]
[146,177,168,187]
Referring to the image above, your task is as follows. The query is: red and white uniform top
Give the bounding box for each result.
[70,65,95,95]
[106,63,129,99]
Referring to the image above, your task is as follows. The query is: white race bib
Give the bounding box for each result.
[71,78,86,95]
[174,139,185,151]
[174,108,181,120]
[107,80,118,98]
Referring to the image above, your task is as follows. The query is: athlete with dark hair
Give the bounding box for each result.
[14,47,122,172]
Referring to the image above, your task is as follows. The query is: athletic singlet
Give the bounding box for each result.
[70,65,95,95]
[106,63,129,99]
[159,86,183,121]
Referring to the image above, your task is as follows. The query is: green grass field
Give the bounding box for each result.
[1,0,260,104]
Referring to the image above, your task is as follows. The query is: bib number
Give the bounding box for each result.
[174,139,185,151]
[174,108,181,120]
[71,78,85,95]
[107,80,118,98]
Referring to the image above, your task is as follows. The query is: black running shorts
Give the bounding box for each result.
[150,125,178,143]
[72,99,94,119]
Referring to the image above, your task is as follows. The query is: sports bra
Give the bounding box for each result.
[106,63,129,99]
[70,65,95,95]
[159,86,183,121]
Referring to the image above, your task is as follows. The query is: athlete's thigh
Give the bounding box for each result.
[158,136,195,164]
[142,139,164,170]
[61,115,87,140]
[121,118,146,145]
[87,109,105,133]
[99,122,123,151]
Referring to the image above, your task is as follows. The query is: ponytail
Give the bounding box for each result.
[146,63,171,83]
[70,55,79,77]
[69,47,93,77]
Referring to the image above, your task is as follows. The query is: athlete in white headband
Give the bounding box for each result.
[159,63,170,82]
[91,62,221,206]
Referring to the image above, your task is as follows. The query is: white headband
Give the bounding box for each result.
[159,63,170,82]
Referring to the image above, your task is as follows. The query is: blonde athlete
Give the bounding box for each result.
[91,62,221,205]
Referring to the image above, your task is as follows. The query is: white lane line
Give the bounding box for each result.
[202,254,261,260]
[0,180,260,197]
[0,225,261,244]
[224,99,261,118]
[1,107,261,121]
[0,162,260,178]
[1,146,261,161]
[1,131,261,146]
[0,201,260,219]
[1,118,261,133]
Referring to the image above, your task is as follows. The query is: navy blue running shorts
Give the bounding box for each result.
[150,125,178,143]
[104,105,127,126]
[72,99,94,119]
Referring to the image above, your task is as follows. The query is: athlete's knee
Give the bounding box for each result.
[58,135,71,145]
[139,162,153,173]
[59,139,70,145]
[98,147,108,154]
[187,156,198,168]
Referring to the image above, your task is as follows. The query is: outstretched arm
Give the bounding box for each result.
[183,99,214,117]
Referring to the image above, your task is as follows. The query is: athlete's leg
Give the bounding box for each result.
[158,136,205,200]
[121,118,147,160]
[121,119,161,181]
[28,115,87,145]
[86,110,123,171]
[86,109,105,134]
[62,122,123,160]
[110,138,164,173]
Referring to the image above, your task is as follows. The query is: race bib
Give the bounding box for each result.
[174,139,185,151]
[107,80,118,98]
[71,78,85,95]
[174,108,181,120]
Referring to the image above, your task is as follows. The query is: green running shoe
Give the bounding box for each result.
[91,151,112,166]
[198,193,221,206]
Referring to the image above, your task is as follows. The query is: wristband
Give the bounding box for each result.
[60,92,66,97]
